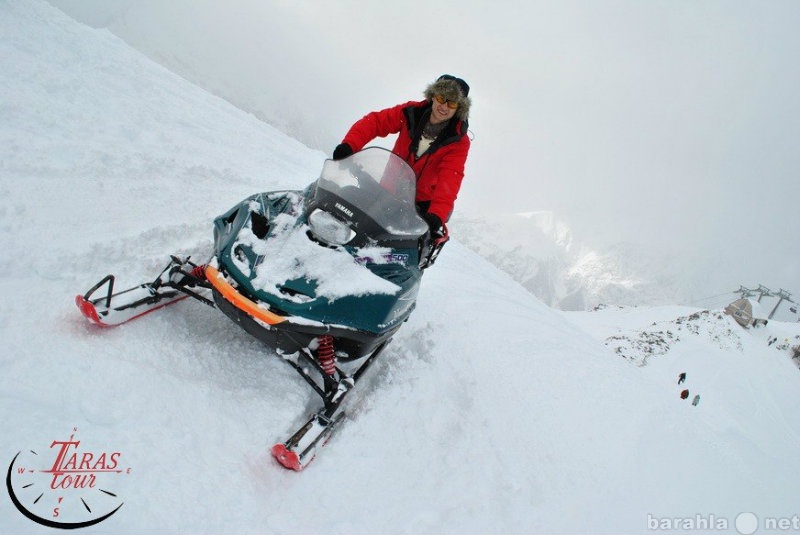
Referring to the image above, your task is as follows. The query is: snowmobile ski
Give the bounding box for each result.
[269,337,390,470]
[75,278,187,327]
[271,410,345,471]
[75,257,212,327]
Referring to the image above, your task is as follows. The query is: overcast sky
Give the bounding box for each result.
[47,0,800,294]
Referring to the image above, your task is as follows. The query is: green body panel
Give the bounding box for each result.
[212,189,423,335]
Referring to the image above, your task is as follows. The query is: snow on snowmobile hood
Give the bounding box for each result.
[234,209,401,303]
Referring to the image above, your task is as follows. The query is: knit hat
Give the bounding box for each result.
[424,74,471,121]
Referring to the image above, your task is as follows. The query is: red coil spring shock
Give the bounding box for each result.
[190,264,207,281]
[317,335,336,376]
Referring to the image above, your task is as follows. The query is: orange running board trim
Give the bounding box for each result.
[204,264,287,325]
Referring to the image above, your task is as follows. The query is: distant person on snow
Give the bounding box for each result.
[692,394,700,406]
[332,74,471,244]
[678,372,686,384]
[680,389,689,400]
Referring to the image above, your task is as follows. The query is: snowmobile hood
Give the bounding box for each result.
[210,148,426,337]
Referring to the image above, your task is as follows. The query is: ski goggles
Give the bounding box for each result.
[433,94,460,109]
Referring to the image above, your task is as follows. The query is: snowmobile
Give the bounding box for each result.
[75,147,448,471]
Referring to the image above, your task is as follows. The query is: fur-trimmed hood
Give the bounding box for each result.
[423,74,471,121]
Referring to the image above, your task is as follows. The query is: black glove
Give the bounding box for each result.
[332,143,354,160]
[421,212,445,240]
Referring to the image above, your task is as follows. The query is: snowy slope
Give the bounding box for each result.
[2,2,800,533]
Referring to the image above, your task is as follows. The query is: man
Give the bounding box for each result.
[332,74,471,242]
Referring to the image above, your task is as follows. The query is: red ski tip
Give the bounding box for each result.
[271,443,305,471]
[75,295,103,326]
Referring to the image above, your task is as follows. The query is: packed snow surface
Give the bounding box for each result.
[2,2,800,533]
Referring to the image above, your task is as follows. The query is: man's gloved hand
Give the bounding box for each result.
[332,143,354,160]
[421,212,446,240]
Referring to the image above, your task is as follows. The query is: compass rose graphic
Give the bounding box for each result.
[6,429,129,529]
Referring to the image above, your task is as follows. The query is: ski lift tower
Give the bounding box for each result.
[735,285,756,299]
[756,284,774,303]
[768,289,793,319]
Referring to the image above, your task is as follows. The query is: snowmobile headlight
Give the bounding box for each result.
[308,209,356,245]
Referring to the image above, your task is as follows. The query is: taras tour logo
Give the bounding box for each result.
[6,428,130,529]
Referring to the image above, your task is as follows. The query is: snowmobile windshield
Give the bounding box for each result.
[311,147,429,241]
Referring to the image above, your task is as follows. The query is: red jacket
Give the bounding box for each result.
[341,100,470,222]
